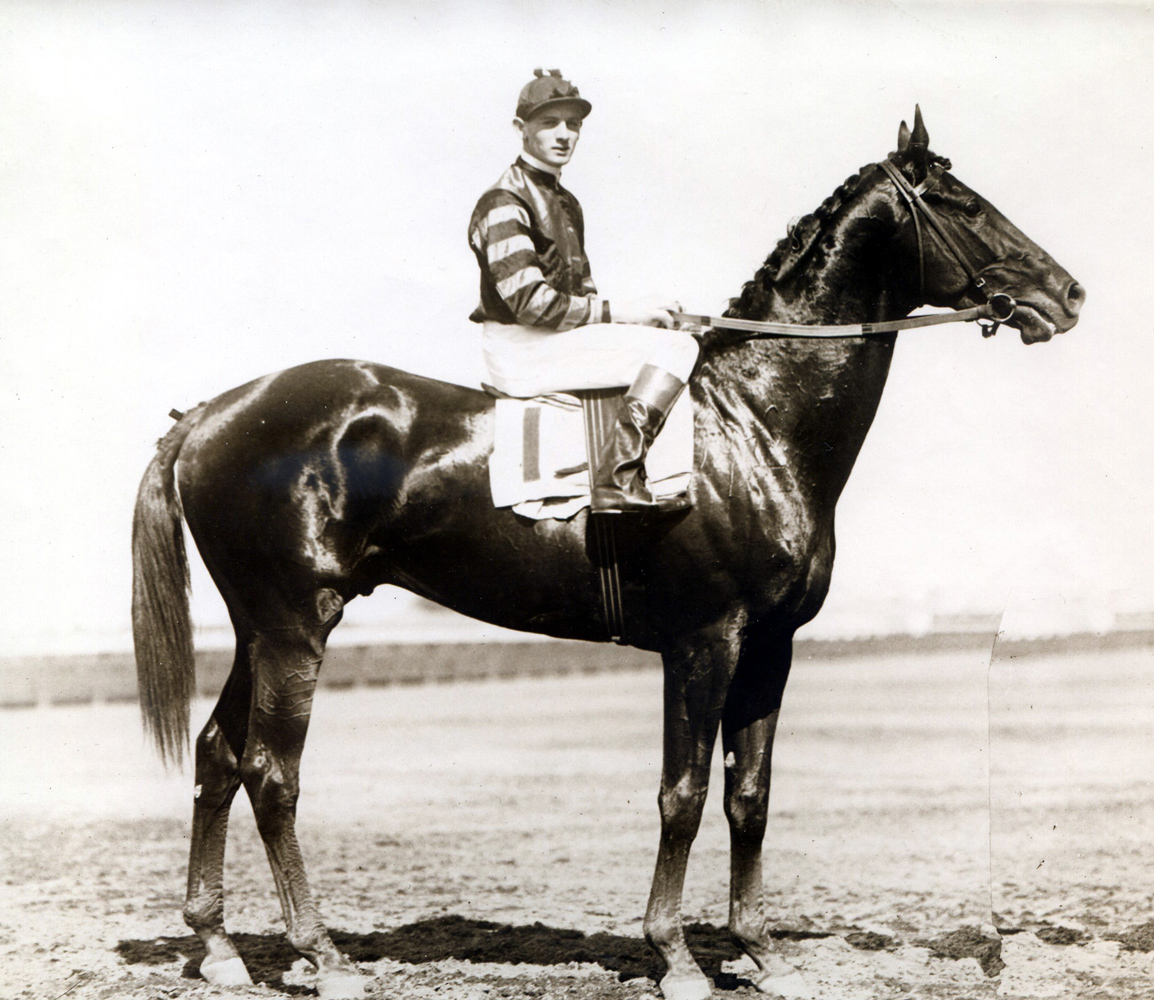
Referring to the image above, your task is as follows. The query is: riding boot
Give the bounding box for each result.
[591,365,692,515]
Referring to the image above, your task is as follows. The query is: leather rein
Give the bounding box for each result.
[673,159,1017,340]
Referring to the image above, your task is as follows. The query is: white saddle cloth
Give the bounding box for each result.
[489,391,694,520]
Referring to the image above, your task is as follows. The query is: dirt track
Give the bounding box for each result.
[3,648,1154,999]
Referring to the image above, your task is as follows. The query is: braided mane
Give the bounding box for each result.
[724,152,951,321]
[724,163,877,321]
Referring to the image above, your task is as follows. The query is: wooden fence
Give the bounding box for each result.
[3,631,1152,709]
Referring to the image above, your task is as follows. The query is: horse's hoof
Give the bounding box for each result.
[751,969,812,999]
[199,955,253,986]
[317,970,367,1000]
[659,970,712,1000]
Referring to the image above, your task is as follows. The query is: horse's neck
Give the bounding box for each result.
[699,176,911,509]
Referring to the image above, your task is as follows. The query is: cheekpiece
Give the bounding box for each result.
[516,68,592,122]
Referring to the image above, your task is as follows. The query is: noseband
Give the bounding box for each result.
[675,159,1018,340]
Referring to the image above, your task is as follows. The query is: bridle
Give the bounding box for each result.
[674,158,1018,340]
[877,158,1014,336]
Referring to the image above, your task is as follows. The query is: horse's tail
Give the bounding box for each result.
[131,406,203,767]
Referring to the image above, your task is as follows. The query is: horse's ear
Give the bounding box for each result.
[910,105,929,149]
[897,119,911,152]
[902,104,930,178]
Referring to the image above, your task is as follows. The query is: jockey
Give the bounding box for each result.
[469,69,699,515]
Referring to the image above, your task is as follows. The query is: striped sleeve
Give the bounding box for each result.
[579,260,597,296]
[471,195,595,330]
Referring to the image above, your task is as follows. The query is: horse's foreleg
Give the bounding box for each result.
[239,627,365,1000]
[721,633,809,998]
[184,657,252,986]
[645,633,739,1000]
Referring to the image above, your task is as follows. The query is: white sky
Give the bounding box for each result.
[1,1,1151,653]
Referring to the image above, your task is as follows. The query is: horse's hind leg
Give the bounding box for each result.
[183,640,253,986]
[238,605,364,1000]
[721,631,808,997]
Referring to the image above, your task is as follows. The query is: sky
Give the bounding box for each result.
[1,1,1152,654]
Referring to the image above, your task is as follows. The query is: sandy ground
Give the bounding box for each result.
[3,647,1154,999]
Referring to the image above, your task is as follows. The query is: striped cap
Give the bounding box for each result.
[516,69,592,121]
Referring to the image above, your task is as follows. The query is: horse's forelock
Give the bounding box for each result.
[886,148,953,177]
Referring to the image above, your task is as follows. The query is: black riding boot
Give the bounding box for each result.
[591,366,692,515]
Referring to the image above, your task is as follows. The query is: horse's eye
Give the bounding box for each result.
[964,200,982,217]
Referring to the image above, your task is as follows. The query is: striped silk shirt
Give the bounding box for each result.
[469,158,602,330]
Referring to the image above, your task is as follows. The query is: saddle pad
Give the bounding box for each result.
[489,391,694,520]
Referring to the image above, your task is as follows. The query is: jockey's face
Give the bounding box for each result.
[515,102,585,168]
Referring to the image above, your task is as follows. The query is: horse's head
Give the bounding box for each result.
[887,107,1084,343]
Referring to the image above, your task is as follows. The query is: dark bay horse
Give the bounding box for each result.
[132,112,1082,1000]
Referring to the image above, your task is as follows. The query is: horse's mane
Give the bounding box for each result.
[723,152,951,322]
[723,163,877,321]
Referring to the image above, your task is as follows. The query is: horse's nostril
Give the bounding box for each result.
[1066,282,1086,313]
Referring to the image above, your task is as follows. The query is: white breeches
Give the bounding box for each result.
[481,321,700,398]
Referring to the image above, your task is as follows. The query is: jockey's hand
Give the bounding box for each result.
[612,297,682,329]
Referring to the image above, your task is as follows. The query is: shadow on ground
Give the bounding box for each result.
[117,915,838,992]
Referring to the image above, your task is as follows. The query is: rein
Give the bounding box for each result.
[675,159,1017,341]
[674,298,1014,340]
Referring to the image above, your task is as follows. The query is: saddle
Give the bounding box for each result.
[485,384,693,521]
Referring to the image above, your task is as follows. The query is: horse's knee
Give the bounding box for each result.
[658,776,709,840]
[724,783,768,842]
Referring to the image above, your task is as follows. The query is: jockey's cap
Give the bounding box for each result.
[516,69,592,122]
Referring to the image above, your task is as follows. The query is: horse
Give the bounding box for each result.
[131,109,1082,1000]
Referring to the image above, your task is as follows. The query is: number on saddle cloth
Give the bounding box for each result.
[481,382,628,493]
